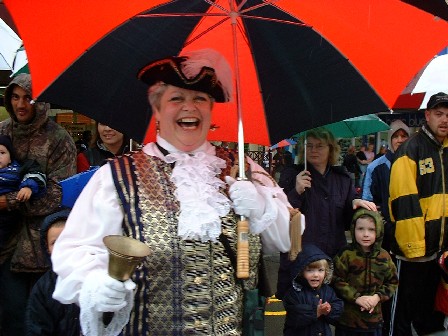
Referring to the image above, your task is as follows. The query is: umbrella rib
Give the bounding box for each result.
[137,12,229,19]
[206,0,230,14]
[137,12,307,27]
[241,15,308,26]
[239,0,280,14]
[185,17,231,46]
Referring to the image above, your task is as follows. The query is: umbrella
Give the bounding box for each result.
[11,46,29,76]
[401,0,448,21]
[4,1,448,147]
[394,54,448,110]
[270,139,297,150]
[318,114,390,139]
[294,114,390,139]
[295,114,390,171]
[0,17,21,71]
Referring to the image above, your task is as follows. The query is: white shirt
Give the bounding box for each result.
[52,139,291,304]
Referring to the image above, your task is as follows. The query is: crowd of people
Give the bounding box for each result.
[0,48,448,336]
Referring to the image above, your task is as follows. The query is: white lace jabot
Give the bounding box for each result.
[155,137,231,242]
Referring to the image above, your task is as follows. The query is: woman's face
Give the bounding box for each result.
[154,85,213,152]
[98,123,124,148]
[306,136,330,167]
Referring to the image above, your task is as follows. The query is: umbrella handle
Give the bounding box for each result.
[236,218,250,279]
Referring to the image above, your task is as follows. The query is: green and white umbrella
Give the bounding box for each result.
[12,46,29,76]
[295,114,390,140]
[0,18,28,76]
[295,114,390,170]
[0,17,21,71]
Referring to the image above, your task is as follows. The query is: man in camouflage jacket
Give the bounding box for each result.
[0,74,76,336]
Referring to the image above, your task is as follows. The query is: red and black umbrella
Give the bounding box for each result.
[4,0,448,146]
[401,0,448,21]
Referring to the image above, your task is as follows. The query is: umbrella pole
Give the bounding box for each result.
[231,8,249,279]
[304,134,307,172]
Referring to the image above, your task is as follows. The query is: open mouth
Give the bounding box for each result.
[177,117,200,129]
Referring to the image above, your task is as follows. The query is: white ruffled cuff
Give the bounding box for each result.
[79,271,134,336]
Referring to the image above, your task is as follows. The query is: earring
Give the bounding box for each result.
[156,121,160,133]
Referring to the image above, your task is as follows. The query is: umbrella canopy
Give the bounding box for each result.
[270,139,297,150]
[0,17,21,71]
[401,0,448,21]
[394,54,448,110]
[4,1,448,145]
[295,114,390,139]
[321,114,390,138]
[11,46,28,76]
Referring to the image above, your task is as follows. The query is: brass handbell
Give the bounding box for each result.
[103,235,151,281]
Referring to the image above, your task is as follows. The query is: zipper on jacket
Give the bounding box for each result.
[439,147,445,250]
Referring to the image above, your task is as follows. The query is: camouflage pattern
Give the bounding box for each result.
[0,74,77,271]
[332,209,398,331]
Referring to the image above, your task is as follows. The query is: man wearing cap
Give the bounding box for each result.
[0,74,76,335]
[389,92,448,335]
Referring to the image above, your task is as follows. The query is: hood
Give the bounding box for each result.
[4,74,32,117]
[350,209,384,255]
[4,73,50,123]
[388,120,410,153]
[40,208,71,262]
[290,244,333,289]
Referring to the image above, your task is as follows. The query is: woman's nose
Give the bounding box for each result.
[182,99,197,110]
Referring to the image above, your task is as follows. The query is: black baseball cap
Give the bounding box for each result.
[427,92,448,109]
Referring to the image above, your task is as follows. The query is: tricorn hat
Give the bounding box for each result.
[138,49,233,103]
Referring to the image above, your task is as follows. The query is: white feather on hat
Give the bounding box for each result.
[180,48,233,102]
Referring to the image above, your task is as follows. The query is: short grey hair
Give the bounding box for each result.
[147,82,215,111]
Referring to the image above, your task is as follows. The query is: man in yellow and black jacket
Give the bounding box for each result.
[389,92,448,336]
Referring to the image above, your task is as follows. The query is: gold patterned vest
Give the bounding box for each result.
[109,151,262,335]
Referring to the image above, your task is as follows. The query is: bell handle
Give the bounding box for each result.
[236,218,250,279]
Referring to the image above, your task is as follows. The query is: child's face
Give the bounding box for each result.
[303,265,326,289]
[46,222,65,254]
[0,144,11,169]
[354,217,376,252]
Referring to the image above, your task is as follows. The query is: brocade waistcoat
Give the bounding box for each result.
[109,151,262,335]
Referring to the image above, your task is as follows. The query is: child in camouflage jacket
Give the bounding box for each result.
[333,209,398,335]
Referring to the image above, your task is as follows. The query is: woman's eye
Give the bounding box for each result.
[170,96,183,102]
[194,96,207,102]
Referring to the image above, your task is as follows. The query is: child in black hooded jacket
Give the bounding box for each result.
[25,209,81,336]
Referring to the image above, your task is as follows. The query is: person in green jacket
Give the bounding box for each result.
[333,209,398,336]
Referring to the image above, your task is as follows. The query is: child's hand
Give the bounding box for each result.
[17,187,32,202]
[317,299,331,317]
[356,294,380,313]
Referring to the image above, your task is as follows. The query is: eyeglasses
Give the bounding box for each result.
[306,143,329,151]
